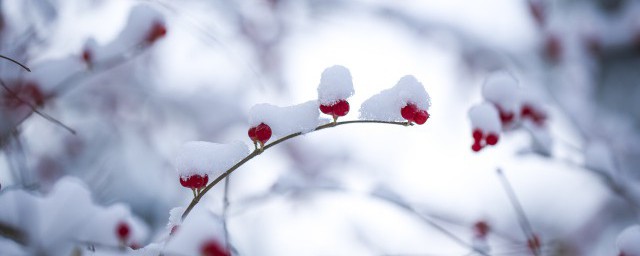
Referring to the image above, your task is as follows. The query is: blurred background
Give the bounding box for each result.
[1,0,640,255]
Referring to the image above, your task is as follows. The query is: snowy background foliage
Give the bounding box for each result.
[1,0,640,255]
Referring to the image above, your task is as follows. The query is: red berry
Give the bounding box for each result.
[413,110,429,125]
[82,49,92,64]
[485,133,499,145]
[498,110,515,125]
[319,104,333,115]
[473,221,490,238]
[401,103,418,122]
[145,22,167,44]
[471,142,483,152]
[332,100,349,117]
[255,123,272,144]
[130,243,141,250]
[521,105,534,118]
[116,222,130,242]
[248,127,257,142]
[472,129,483,141]
[528,1,545,26]
[545,34,562,62]
[527,234,541,253]
[201,240,229,256]
[179,174,209,189]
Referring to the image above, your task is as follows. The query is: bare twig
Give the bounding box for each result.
[0,54,31,72]
[0,79,76,135]
[181,120,412,220]
[496,168,539,256]
[0,221,27,246]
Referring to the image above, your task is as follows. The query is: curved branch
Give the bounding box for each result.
[181,120,411,220]
[0,54,30,72]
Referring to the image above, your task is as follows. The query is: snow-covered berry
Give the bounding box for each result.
[473,221,490,238]
[248,123,272,145]
[485,133,499,145]
[116,221,131,242]
[360,75,431,123]
[468,103,502,152]
[179,174,209,189]
[317,65,355,107]
[145,21,167,44]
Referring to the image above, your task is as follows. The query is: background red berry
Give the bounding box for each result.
[473,221,490,238]
[485,133,499,145]
[201,240,230,256]
[116,222,130,242]
[180,174,209,189]
[145,22,167,44]
[472,129,483,141]
[471,142,483,152]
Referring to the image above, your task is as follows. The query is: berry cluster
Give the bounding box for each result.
[471,128,499,152]
[179,174,209,190]
[520,104,547,126]
[248,122,272,149]
[200,240,230,256]
[400,103,429,125]
[320,99,350,122]
[1,80,45,108]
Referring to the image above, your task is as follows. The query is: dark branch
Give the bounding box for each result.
[0,54,31,72]
[181,120,411,219]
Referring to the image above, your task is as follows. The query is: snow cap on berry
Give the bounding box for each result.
[174,141,249,178]
[317,65,355,105]
[617,225,640,256]
[249,100,321,136]
[482,71,520,113]
[165,207,227,255]
[359,75,431,121]
[82,5,165,62]
[468,103,501,134]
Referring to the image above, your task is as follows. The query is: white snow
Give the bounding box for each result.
[167,206,185,230]
[468,103,501,134]
[174,141,249,178]
[584,141,616,174]
[25,57,85,92]
[317,65,355,105]
[481,71,520,113]
[359,75,431,121]
[0,177,148,255]
[617,225,640,255]
[249,100,321,136]
[83,5,165,61]
[164,207,226,256]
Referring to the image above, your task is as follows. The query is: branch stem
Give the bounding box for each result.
[181,120,411,219]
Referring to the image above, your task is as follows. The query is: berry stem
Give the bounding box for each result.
[181,119,412,220]
[192,188,197,198]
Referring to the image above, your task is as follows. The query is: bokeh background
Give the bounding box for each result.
[1,0,640,255]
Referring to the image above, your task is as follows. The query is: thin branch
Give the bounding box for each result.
[0,54,31,72]
[222,175,235,255]
[496,168,539,256]
[181,120,411,219]
[49,44,148,97]
[0,221,27,246]
[0,79,76,135]
[369,192,490,256]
